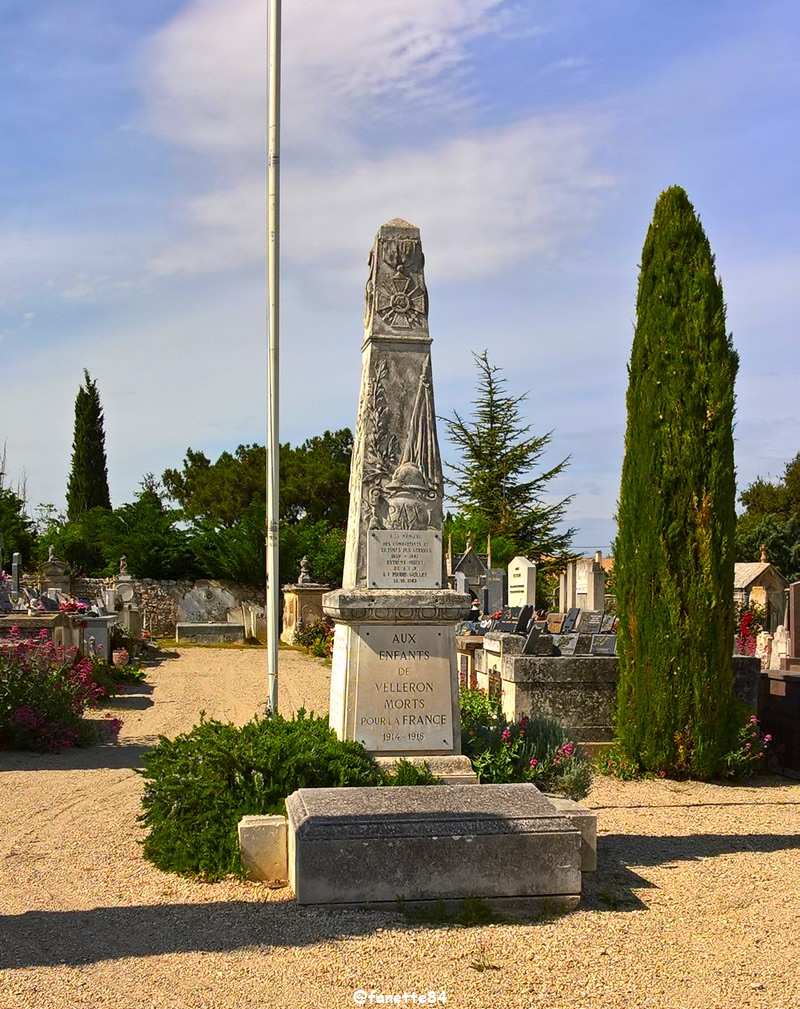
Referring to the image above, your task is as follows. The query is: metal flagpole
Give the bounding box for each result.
[266,0,281,715]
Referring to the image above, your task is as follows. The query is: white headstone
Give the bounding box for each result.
[507,556,536,610]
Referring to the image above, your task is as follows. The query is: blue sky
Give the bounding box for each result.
[1,0,799,557]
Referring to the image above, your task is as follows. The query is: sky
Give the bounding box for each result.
[1,0,799,557]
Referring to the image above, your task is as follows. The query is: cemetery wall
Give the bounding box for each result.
[71,577,265,638]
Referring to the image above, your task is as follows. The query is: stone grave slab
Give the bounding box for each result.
[286,784,581,907]
[546,612,566,634]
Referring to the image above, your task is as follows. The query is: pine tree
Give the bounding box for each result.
[66,370,112,521]
[445,351,575,564]
[615,186,739,778]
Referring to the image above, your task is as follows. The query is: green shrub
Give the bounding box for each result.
[138,711,441,879]
[460,688,592,800]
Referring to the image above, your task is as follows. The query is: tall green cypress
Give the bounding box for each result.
[615,186,739,779]
[66,369,112,521]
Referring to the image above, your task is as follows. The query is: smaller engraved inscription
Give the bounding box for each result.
[367,530,442,588]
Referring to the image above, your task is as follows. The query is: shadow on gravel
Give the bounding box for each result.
[0,741,156,772]
[0,901,400,968]
[581,830,800,912]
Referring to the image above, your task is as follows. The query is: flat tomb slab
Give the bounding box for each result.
[286,783,581,906]
[175,622,244,644]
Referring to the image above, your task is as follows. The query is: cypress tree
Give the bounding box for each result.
[614,186,739,779]
[66,369,112,521]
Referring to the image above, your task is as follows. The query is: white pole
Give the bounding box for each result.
[266,0,281,715]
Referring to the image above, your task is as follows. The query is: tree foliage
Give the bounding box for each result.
[614,186,740,779]
[66,370,112,521]
[39,478,198,579]
[736,452,800,581]
[444,351,575,575]
[0,487,37,570]
[162,430,353,586]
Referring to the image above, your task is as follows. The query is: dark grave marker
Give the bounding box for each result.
[553,633,580,656]
[514,604,534,634]
[578,610,604,634]
[591,634,618,656]
[484,568,507,617]
[522,625,542,655]
[561,608,581,633]
[600,613,616,633]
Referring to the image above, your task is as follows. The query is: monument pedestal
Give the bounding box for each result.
[281,583,330,645]
[324,587,470,757]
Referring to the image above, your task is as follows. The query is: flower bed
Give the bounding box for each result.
[0,627,134,752]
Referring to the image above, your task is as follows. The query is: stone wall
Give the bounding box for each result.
[70,577,265,638]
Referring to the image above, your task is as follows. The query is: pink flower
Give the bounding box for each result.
[763,734,772,743]
[501,728,512,744]
[529,758,538,768]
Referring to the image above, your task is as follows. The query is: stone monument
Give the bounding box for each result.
[281,558,330,645]
[323,219,471,762]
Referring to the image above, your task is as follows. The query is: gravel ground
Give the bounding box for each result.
[1,645,799,1009]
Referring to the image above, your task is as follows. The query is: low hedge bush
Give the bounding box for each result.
[138,710,439,879]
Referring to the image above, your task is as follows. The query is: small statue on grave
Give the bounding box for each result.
[48,544,56,563]
[119,555,128,575]
[298,556,311,584]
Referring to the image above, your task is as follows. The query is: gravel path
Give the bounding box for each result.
[1,645,799,1009]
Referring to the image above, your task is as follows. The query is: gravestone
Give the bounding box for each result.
[507,556,536,610]
[546,612,566,634]
[324,220,471,759]
[561,607,581,633]
[11,553,21,596]
[591,634,618,656]
[484,568,507,616]
[514,604,534,635]
[577,610,604,634]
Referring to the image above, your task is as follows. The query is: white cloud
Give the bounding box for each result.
[149,110,614,281]
[138,0,539,162]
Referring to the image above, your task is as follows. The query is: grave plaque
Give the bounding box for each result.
[514,604,534,634]
[546,612,566,634]
[578,610,604,634]
[522,625,542,655]
[591,634,618,656]
[367,530,442,589]
[561,607,581,633]
[351,624,454,751]
[600,613,616,633]
[553,633,580,656]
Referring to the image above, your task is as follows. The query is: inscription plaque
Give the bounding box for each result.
[553,633,580,656]
[354,623,454,751]
[367,530,442,589]
[591,634,618,656]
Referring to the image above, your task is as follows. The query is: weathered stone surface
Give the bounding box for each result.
[238,815,288,881]
[175,622,244,644]
[286,784,581,906]
[324,221,469,757]
[546,797,598,871]
[373,755,478,784]
[330,621,460,753]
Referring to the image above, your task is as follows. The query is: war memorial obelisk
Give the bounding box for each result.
[324,219,471,760]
